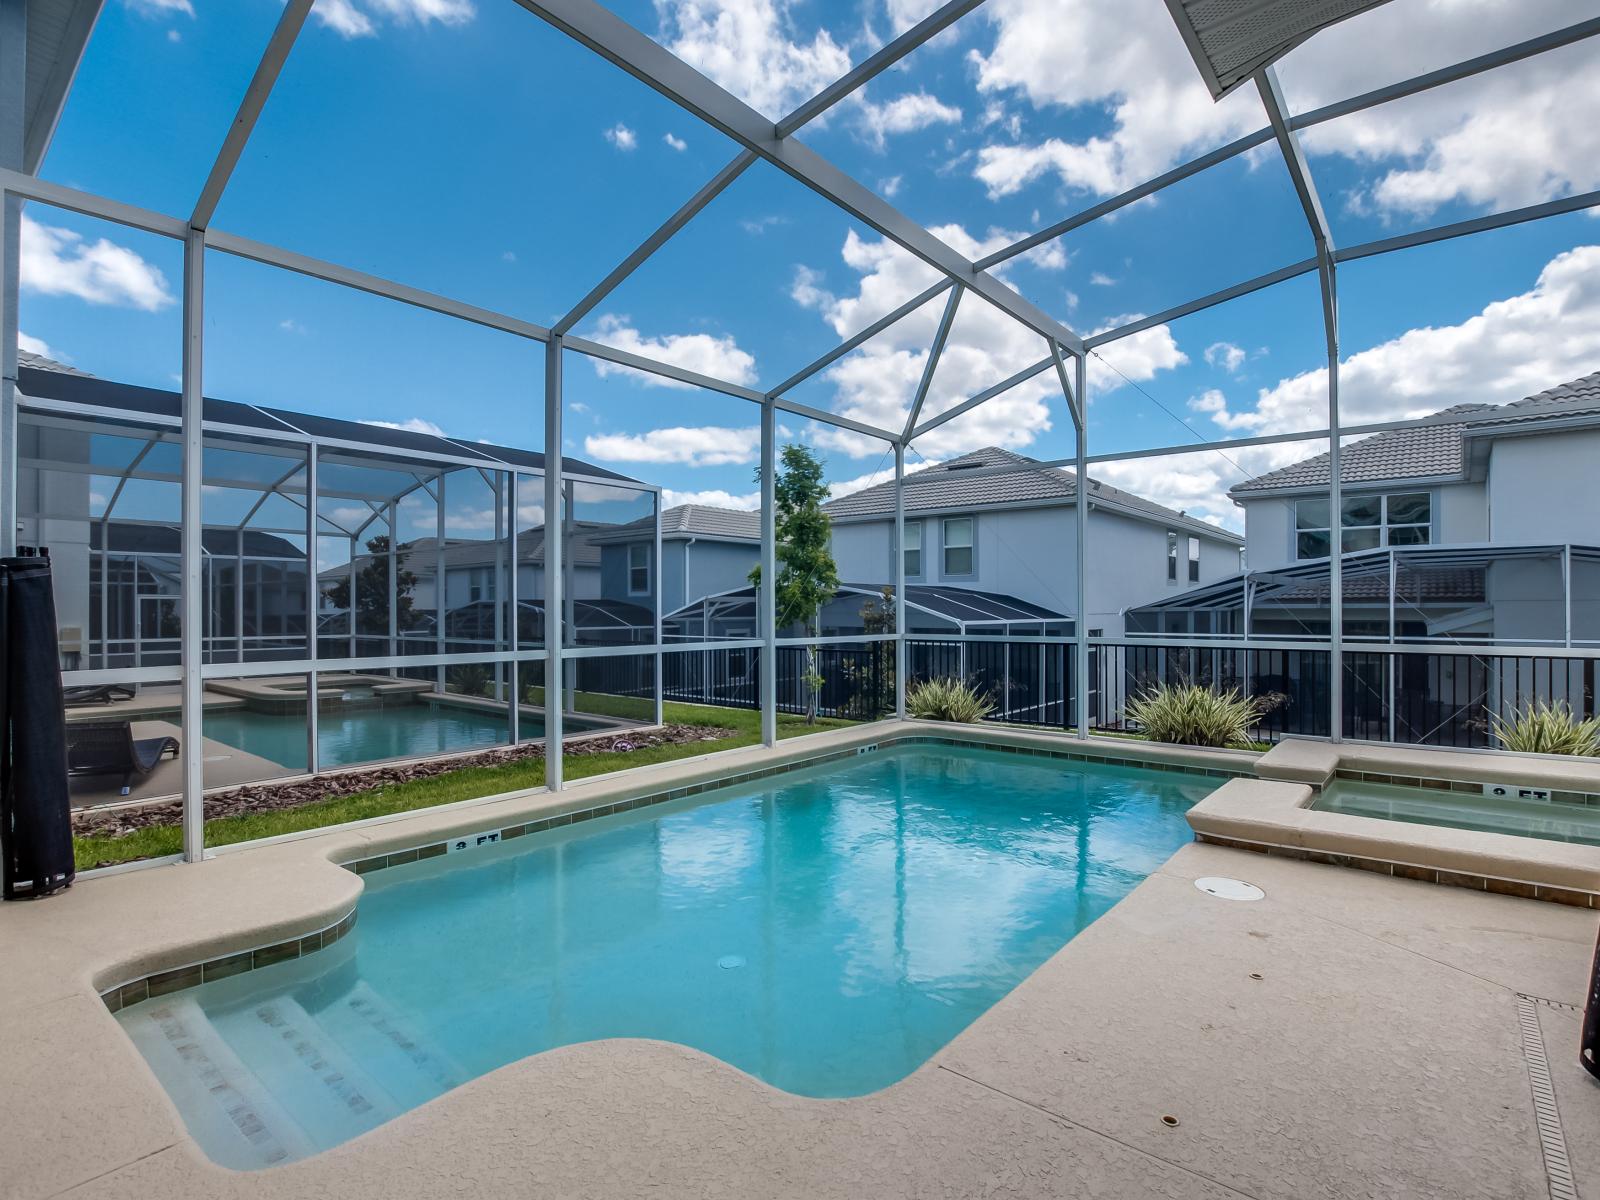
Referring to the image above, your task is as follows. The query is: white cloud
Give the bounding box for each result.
[857,92,962,150]
[20,214,174,311]
[655,0,850,116]
[826,461,930,501]
[879,174,903,197]
[969,0,1261,199]
[604,123,638,151]
[1204,341,1246,373]
[279,318,309,335]
[1096,243,1600,527]
[312,0,474,38]
[1089,272,1116,287]
[585,426,759,468]
[967,0,1600,219]
[793,224,1177,459]
[363,417,447,436]
[662,487,761,510]
[664,132,688,151]
[501,250,517,263]
[17,331,57,359]
[123,0,193,16]
[587,314,758,389]
[740,214,788,235]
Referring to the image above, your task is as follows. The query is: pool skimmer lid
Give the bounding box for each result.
[1195,876,1264,902]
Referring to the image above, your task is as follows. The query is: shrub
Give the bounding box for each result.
[1491,701,1600,756]
[446,664,492,697]
[1126,682,1263,748]
[906,677,995,724]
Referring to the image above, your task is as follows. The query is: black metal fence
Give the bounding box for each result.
[1344,649,1599,748]
[905,639,1079,730]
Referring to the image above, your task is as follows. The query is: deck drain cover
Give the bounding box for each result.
[718,955,746,970]
[1195,877,1264,902]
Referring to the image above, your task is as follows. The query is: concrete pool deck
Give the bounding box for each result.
[5,722,1599,1199]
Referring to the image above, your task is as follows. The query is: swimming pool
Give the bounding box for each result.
[202,703,548,773]
[1315,778,1600,846]
[116,742,1217,1168]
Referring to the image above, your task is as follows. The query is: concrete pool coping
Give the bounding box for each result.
[1187,739,1600,906]
[6,722,1600,1198]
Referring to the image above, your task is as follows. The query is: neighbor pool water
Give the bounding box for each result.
[202,704,563,772]
[1315,778,1600,846]
[117,743,1217,1168]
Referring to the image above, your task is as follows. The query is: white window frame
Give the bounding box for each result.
[942,516,974,578]
[903,519,923,579]
[1294,490,1434,561]
[1187,535,1200,583]
[628,542,650,595]
[1166,530,1178,584]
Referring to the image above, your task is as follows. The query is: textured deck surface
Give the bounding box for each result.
[3,723,1597,1199]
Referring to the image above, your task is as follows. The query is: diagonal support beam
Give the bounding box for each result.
[911,353,1053,442]
[555,0,990,339]
[191,0,313,230]
[901,285,962,440]
[510,0,1084,354]
[768,279,952,398]
[1050,340,1080,429]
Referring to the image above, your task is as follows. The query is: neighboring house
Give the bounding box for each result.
[1129,370,1600,644]
[823,447,1244,637]
[589,504,760,618]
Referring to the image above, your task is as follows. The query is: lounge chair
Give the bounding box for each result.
[62,684,135,706]
[66,722,179,795]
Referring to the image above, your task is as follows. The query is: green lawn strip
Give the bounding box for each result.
[75,702,856,871]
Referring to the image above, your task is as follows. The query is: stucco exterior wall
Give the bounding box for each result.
[1489,430,1600,546]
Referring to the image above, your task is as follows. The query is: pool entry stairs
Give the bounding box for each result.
[119,975,466,1169]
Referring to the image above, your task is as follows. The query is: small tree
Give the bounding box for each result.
[325,534,421,640]
[750,444,839,723]
[848,585,897,717]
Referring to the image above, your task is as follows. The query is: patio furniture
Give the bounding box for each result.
[62,683,134,706]
[66,721,179,796]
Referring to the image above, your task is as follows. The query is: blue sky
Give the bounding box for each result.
[18,0,1600,528]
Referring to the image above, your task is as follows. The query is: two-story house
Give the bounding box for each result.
[824,447,1243,638]
[1128,370,1600,644]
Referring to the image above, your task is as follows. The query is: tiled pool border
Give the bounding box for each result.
[1328,768,1600,808]
[98,731,1244,1010]
[100,907,357,1013]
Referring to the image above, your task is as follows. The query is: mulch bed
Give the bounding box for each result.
[74,724,731,840]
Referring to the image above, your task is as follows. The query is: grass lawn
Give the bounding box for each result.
[75,702,856,871]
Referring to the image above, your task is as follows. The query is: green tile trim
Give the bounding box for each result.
[99,906,358,1014]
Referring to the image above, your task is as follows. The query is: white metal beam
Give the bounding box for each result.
[191,0,313,230]
[767,279,953,400]
[901,285,962,440]
[910,354,1053,442]
[509,0,1085,354]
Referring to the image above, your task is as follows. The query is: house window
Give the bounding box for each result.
[1187,536,1200,583]
[468,567,495,604]
[903,521,923,578]
[942,517,973,576]
[628,544,650,594]
[1166,531,1178,583]
[1295,492,1433,560]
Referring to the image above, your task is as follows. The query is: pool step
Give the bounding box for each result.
[117,996,319,1170]
[207,994,406,1154]
[304,980,466,1112]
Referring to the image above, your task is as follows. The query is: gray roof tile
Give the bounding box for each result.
[823,446,1240,542]
[1231,370,1600,495]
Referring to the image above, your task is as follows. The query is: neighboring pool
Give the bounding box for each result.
[1315,778,1600,847]
[201,703,593,772]
[117,742,1218,1168]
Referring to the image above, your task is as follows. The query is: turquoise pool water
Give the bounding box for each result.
[117,743,1216,1168]
[202,704,557,772]
[1315,779,1600,846]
